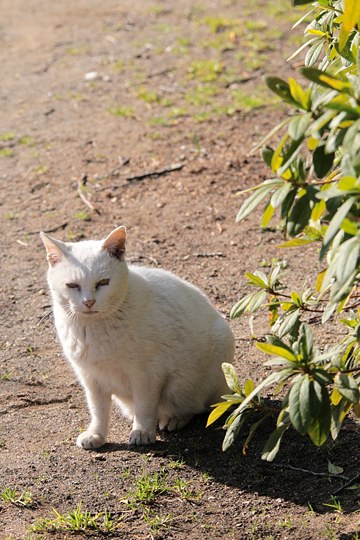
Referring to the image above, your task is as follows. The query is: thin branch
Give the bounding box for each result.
[77,175,101,215]
[126,162,184,183]
[333,472,360,495]
[29,222,68,235]
[268,462,349,481]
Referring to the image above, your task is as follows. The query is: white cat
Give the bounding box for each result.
[40,226,234,449]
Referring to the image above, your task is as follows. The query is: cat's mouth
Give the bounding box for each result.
[82,311,99,315]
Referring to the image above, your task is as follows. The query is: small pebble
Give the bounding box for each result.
[85,71,99,81]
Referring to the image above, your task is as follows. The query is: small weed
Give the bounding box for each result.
[231,89,268,111]
[171,476,200,501]
[194,111,212,122]
[74,210,91,222]
[137,88,171,107]
[18,135,33,145]
[30,502,122,533]
[26,345,35,355]
[277,516,292,528]
[5,212,16,220]
[323,496,343,513]
[185,84,218,106]
[143,509,173,536]
[33,164,48,175]
[0,131,15,141]
[119,466,131,480]
[203,15,240,33]
[125,467,201,511]
[167,107,188,119]
[167,457,185,470]
[0,148,14,157]
[1,487,34,508]
[65,46,89,55]
[110,59,125,72]
[147,3,169,16]
[66,230,78,241]
[127,469,168,506]
[1,370,12,381]
[108,106,135,118]
[148,116,168,127]
[245,20,268,32]
[188,59,224,82]
[307,502,316,514]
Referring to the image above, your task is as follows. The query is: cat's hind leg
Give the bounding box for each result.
[128,376,161,445]
[158,413,193,432]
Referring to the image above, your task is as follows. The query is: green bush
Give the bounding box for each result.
[209,0,360,460]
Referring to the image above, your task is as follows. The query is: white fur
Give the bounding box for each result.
[40,227,234,449]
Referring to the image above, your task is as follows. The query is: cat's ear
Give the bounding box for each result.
[102,226,126,260]
[40,232,66,267]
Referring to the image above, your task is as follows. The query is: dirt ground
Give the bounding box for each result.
[1,0,359,538]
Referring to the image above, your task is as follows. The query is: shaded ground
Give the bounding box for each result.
[0,0,359,538]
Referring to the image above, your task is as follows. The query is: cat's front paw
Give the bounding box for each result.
[76,431,106,450]
[129,429,156,445]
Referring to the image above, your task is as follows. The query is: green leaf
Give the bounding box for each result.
[277,237,315,248]
[313,144,335,179]
[298,323,314,361]
[336,238,360,284]
[277,136,305,176]
[304,40,324,67]
[307,381,331,446]
[337,176,358,191]
[275,309,301,339]
[236,181,282,222]
[245,271,268,288]
[288,113,311,140]
[266,76,299,107]
[256,342,297,362]
[222,411,249,451]
[301,67,352,94]
[251,117,291,156]
[261,146,274,167]
[331,397,353,439]
[261,203,275,228]
[230,290,267,318]
[244,379,255,397]
[289,376,312,435]
[339,0,360,50]
[286,193,313,237]
[228,371,288,429]
[246,290,268,313]
[328,461,344,475]
[334,372,360,403]
[222,362,242,394]
[242,415,269,456]
[321,197,355,255]
[207,401,234,427]
[270,182,292,209]
[261,423,289,462]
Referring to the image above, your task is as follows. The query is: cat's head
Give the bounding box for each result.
[40,226,129,319]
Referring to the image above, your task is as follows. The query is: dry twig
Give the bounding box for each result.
[77,175,101,215]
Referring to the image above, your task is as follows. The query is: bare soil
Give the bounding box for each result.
[1,1,359,539]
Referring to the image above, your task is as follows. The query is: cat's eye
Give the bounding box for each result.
[66,283,80,290]
[96,278,110,289]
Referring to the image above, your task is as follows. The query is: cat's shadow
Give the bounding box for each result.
[94,413,359,513]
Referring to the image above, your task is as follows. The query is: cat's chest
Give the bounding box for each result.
[57,318,129,365]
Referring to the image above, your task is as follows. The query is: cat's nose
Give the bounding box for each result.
[83,299,96,308]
